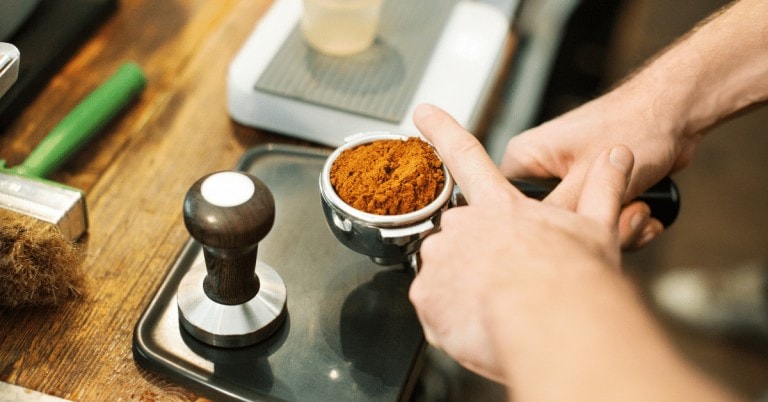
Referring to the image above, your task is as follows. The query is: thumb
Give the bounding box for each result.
[577,145,634,228]
[499,132,564,183]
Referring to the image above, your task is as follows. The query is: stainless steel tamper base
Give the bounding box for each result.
[177,260,287,348]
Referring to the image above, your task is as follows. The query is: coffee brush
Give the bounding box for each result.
[0,62,146,308]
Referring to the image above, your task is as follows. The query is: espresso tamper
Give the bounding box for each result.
[177,171,287,348]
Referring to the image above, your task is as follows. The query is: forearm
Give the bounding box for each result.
[615,0,768,140]
[501,0,768,189]
[485,270,742,402]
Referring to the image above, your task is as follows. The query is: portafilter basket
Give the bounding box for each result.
[319,132,454,268]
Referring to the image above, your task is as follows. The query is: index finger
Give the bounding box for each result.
[413,104,522,205]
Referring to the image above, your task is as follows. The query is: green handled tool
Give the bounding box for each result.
[0,62,146,240]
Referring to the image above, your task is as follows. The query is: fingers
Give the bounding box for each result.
[577,145,634,228]
[498,134,544,179]
[413,104,520,206]
[499,129,584,211]
[542,171,582,211]
[637,219,665,249]
[414,104,660,248]
[618,202,649,249]
[618,203,665,250]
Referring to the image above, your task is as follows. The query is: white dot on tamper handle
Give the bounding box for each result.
[200,172,255,207]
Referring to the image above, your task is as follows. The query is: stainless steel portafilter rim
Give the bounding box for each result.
[319,132,454,227]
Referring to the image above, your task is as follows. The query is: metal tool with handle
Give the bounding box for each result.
[178,171,287,348]
[4,62,146,178]
[0,62,146,240]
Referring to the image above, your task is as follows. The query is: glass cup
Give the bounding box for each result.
[301,0,385,56]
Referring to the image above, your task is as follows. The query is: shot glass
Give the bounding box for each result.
[301,0,385,56]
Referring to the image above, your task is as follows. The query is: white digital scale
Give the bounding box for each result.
[228,0,517,147]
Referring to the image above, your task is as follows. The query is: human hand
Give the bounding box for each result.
[409,103,633,382]
[499,92,699,250]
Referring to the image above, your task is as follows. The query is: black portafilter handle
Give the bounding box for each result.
[453,177,680,228]
[510,176,680,228]
[183,171,276,305]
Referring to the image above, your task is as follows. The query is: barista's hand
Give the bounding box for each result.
[499,92,699,250]
[410,103,630,382]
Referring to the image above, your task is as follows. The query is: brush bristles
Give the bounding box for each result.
[0,209,89,308]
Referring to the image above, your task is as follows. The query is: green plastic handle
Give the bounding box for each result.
[9,62,146,179]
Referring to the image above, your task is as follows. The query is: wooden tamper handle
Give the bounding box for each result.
[177,171,286,347]
[183,171,275,305]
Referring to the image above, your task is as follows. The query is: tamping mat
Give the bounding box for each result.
[254,0,458,123]
[133,145,425,401]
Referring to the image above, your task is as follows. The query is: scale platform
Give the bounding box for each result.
[227,0,514,146]
[134,145,426,401]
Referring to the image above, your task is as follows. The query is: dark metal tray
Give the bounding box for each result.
[133,144,425,401]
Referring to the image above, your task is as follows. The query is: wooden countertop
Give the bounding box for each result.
[0,1,516,400]
[0,1,312,400]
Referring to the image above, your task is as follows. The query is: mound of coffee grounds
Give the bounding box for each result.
[330,137,445,215]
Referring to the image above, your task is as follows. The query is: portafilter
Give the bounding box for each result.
[320,132,681,271]
[319,132,453,269]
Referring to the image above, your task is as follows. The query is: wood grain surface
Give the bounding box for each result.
[0,1,312,400]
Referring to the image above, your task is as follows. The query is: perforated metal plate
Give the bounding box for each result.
[254,0,458,123]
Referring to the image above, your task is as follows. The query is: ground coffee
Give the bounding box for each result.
[330,138,445,215]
